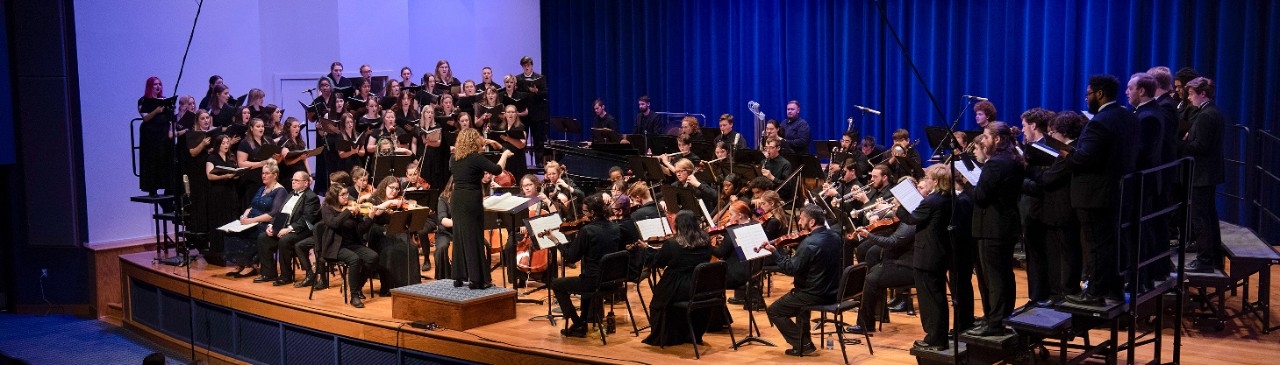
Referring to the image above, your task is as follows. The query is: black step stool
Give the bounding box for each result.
[130,195,175,258]
[911,342,968,365]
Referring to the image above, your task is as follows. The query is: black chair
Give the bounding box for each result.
[803,263,873,364]
[661,261,738,359]
[563,251,635,345]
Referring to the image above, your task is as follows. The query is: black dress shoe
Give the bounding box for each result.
[378,289,391,297]
[913,340,947,351]
[453,280,465,288]
[1066,292,1106,306]
[354,291,366,299]
[1033,298,1056,308]
[252,276,276,283]
[844,325,875,334]
[560,324,587,338]
[350,295,364,308]
[272,279,294,286]
[888,298,912,313]
[727,297,746,305]
[293,275,316,288]
[964,324,1006,337]
[784,342,817,356]
[313,278,329,291]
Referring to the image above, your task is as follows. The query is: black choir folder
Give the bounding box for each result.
[140,96,178,112]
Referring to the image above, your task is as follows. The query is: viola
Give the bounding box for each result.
[493,170,516,187]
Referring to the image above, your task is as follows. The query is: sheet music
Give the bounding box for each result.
[1031,141,1061,158]
[217,220,258,233]
[697,199,715,227]
[890,179,925,213]
[483,193,530,212]
[636,217,670,240]
[213,165,245,172]
[729,223,773,261]
[526,214,568,250]
[953,161,983,185]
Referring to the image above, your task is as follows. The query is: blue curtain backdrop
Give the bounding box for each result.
[540,0,1280,155]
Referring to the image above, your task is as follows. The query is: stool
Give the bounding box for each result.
[131,195,175,257]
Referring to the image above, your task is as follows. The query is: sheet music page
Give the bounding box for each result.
[953,161,983,185]
[890,179,925,213]
[526,214,568,250]
[729,223,773,261]
[217,220,258,232]
[483,193,530,212]
[697,199,715,227]
[636,217,669,240]
[1031,141,1061,158]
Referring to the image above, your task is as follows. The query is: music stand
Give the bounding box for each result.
[659,184,699,215]
[623,134,648,154]
[648,135,678,155]
[403,189,440,211]
[784,153,823,179]
[628,156,667,182]
[924,126,952,161]
[591,128,622,144]
[733,149,765,166]
[727,223,777,348]
[814,140,839,161]
[690,141,715,162]
[386,208,432,289]
[551,117,580,142]
[372,155,414,183]
[731,163,761,183]
[520,211,568,322]
[590,142,639,156]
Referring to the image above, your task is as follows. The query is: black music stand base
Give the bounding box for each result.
[734,264,776,348]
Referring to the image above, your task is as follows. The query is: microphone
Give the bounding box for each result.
[182,174,191,197]
[301,87,318,93]
[963,94,989,101]
[853,105,882,115]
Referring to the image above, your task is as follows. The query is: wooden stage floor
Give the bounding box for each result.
[118,250,1280,364]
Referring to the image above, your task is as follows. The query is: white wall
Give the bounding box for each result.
[75,0,541,245]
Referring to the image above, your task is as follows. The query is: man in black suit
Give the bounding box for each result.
[518,56,550,164]
[256,171,322,286]
[762,204,843,356]
[552,194,622,337]
[1019,108,1060,307]
[1063,75,1140,306]
[965,122,1025,336]
[896,167,954,351]
[1128,72,1178,286]
[760,138,794,198]
[1180,77,1226,273]
[634,95,664,137]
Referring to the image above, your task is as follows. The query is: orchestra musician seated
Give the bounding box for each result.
[318,185,377,308]
[636,210,716,346]
[552,193,623,338]
[504,174,559,289]
[759,204,844,356]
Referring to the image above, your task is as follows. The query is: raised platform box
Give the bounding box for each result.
[391,281,517,331]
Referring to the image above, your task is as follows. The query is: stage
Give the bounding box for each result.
[116,238,1280,365]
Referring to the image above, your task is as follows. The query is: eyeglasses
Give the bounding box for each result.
[292,179,310,182]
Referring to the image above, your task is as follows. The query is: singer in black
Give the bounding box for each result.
[964,122,1026,336]
[1064,75,1140,306]
[635,96,663,136]
[1180,77,1226,273]
[137,76,175,196]
[901,164,955,351]
[450,128,515,289]
[761,204,843,356]
[553,193,623,338]
[517,56,549,164]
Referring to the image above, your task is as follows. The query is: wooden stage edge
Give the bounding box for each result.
[117,249,1280,365]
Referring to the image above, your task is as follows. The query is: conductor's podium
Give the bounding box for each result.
[391,281,517,331]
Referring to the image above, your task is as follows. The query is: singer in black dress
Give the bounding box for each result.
[449,128,514,289]
[138,77,176,195]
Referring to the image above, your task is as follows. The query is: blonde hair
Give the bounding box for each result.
[674,158,695,173]
[453,128,484,160]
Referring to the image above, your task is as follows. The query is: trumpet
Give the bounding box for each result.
[841,183,875,203]
[868,139,919,161]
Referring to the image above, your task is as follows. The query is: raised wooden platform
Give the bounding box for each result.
[113,242,1280,365]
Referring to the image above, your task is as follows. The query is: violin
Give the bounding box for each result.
[558,217,589,236]
[346,202,375,215]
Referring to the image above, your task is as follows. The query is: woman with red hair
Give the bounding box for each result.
[137,76,176,195]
